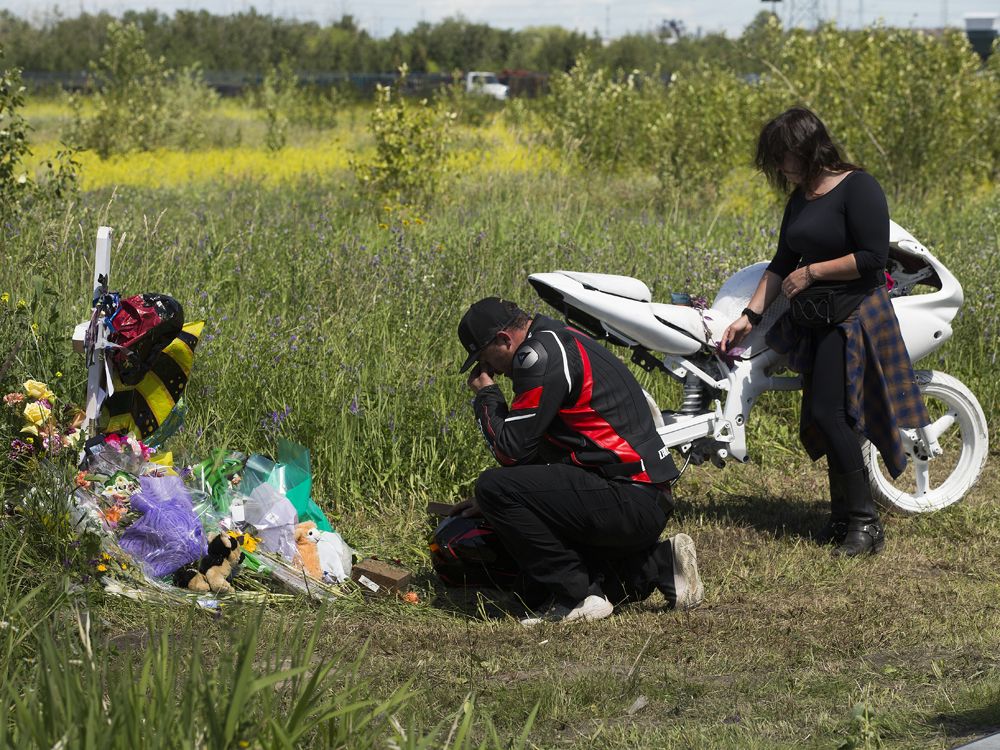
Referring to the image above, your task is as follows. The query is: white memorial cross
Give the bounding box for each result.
[83,226,113,435]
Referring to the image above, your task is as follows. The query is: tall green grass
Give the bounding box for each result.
[2,170,997,533]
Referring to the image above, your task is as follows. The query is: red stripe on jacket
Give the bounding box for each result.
[511,386,543,410]
[559,339,644,469]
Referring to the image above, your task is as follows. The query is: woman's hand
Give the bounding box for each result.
[721,315,753,352]
[782,265,814,299]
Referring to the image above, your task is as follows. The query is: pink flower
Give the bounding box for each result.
[104,433,127,451]
[3,392,25,406]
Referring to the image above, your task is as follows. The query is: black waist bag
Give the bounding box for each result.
[790,277,879,329]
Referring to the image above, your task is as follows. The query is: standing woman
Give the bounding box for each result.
[721,106,930,557]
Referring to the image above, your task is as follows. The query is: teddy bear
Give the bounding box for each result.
[294,521,323,579]
[173,531,244,594]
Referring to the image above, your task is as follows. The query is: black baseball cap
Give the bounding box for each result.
[457,297,525,373]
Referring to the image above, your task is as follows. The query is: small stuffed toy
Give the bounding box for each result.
[307,527,355,583]
[294,521,323,579]
[173,531,244,594]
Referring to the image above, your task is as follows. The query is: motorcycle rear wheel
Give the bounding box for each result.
[864,370,988,513]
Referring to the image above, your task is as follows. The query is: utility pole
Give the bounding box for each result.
[788,0,825,29]
[605,4,611,43]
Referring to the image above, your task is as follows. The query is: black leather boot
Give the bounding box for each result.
[815,469,848,545]
[832,469,885,557]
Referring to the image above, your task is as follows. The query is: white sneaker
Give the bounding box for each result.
[671,533,704,610]
[519,594,614,626]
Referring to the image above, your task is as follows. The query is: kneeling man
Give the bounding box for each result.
[455,297,704,625]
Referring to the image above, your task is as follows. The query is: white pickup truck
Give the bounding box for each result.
[464,71,508,101]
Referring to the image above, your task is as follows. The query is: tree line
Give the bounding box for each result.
[0,8,750,75]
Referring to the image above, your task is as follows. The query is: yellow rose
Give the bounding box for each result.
[23,402,51,426]
[22,380,54,401]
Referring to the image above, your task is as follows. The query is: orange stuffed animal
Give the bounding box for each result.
[294,521,322,579]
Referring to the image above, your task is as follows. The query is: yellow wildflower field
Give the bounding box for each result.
[24,103,563,190]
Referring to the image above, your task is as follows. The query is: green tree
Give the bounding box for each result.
[67,21,219,158]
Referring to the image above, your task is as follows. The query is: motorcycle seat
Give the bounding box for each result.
[553,271,651,302]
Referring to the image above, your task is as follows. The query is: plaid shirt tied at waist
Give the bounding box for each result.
[765,285,930,478]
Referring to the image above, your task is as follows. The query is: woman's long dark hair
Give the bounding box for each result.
[755,107,859,193]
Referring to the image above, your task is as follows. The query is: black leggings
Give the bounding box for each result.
[807,326,864,474]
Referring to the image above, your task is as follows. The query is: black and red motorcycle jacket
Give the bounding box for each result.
[472,315,679,485]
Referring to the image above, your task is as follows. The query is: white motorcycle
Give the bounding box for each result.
[528,221,988,513]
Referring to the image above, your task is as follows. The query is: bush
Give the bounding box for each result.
[537,55,664,172]
[352,64,456,205]
[652,61,767,198]
[66,22,219,158]
[744,20,1000,200]
[0,64,31,212]
[0,59,77,218]
[258,59,296,151]
[287,84,344,130]
[530,20,1000,202]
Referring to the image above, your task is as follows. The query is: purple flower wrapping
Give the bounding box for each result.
[119,475,208,577]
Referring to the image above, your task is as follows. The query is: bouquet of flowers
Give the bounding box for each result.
[3,379,85,462]
[73,433,159,531]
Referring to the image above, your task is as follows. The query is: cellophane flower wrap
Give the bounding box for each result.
[119,475,208,577]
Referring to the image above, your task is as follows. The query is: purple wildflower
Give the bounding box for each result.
[348,395,363,416]
[262,405,292,433]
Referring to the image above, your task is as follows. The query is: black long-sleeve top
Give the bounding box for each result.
[766,170,889,288]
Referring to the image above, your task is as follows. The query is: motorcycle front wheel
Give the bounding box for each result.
[864,370,989,514]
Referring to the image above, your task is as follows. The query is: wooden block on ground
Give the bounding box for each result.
[352,558,412,597]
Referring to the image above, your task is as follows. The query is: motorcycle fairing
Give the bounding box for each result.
[528,269,781,358]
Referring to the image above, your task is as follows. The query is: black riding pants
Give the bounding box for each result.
[807,326,865,474]
[474,464,671,605]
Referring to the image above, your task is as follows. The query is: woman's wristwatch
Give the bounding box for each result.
[741,307,763,325]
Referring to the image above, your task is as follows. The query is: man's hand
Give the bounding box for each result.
[782,265,814,299]
[449,499,483,518]
[467,364,496,393]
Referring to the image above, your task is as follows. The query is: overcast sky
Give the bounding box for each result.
[2,0,997,38]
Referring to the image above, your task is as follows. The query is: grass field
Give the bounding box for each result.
[1,97,998,748]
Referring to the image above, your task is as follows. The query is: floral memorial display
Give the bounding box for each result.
[12,227,368,610]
